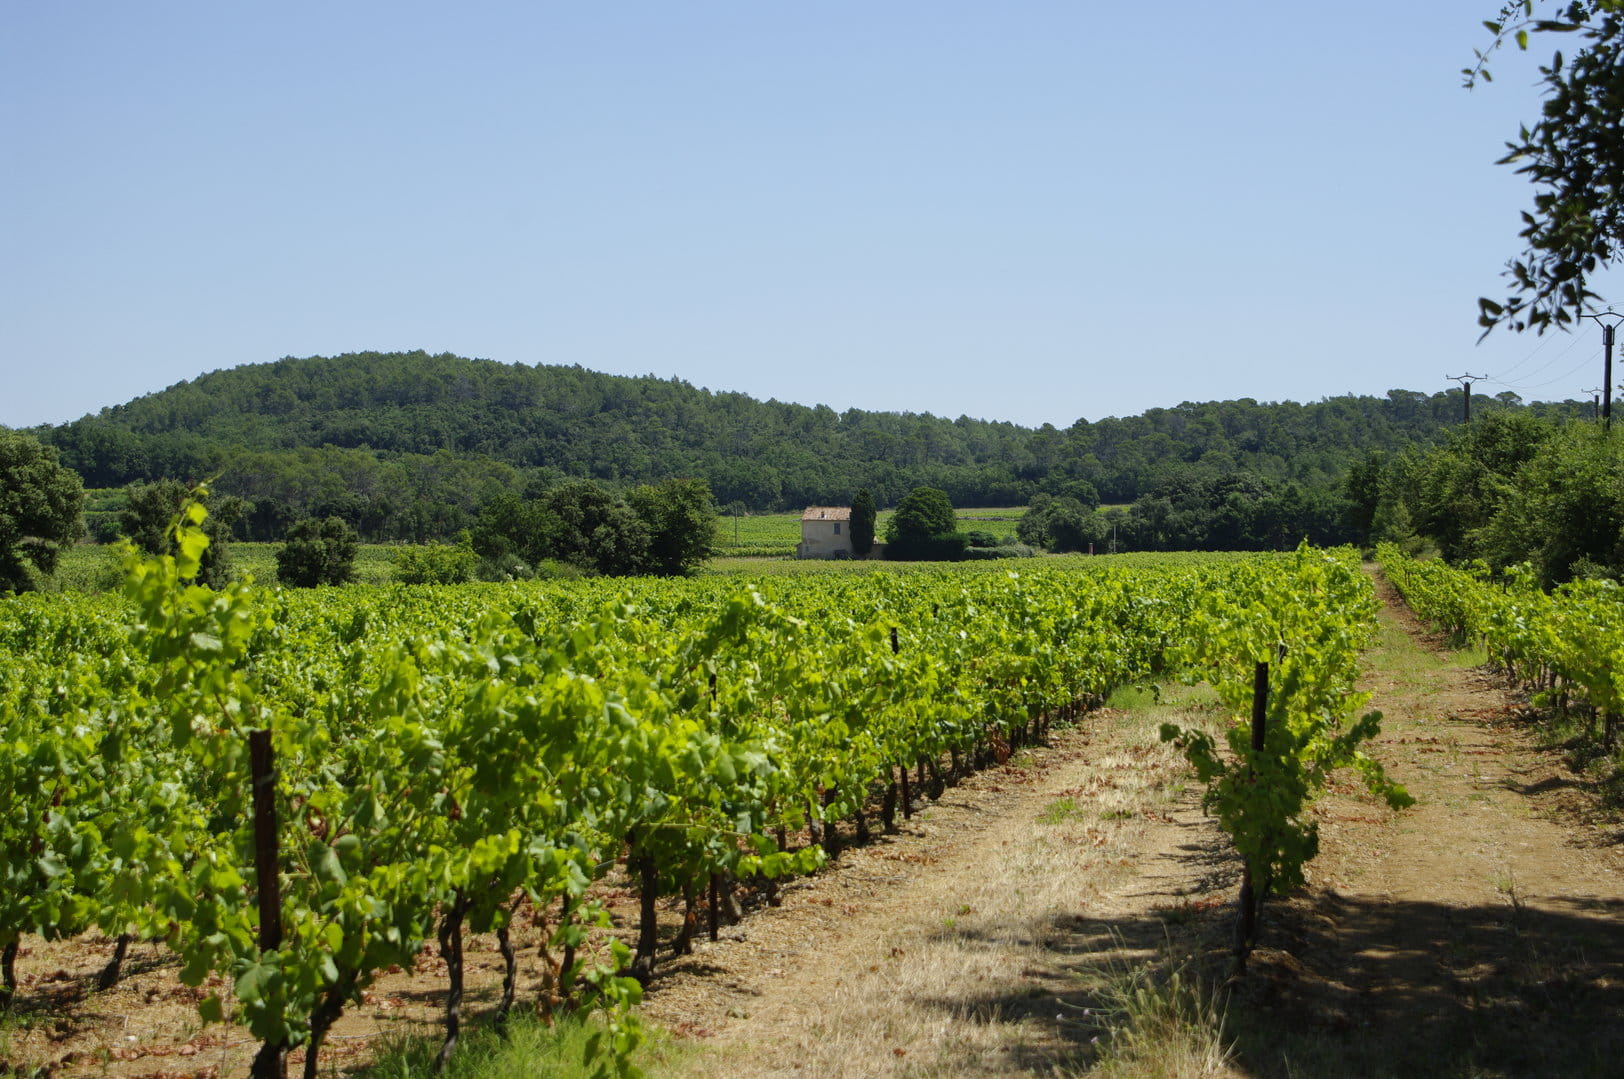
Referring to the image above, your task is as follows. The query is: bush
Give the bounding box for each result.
[531,558,586,580]
[393,539,477,584]
[884,530,969,562]
[962,544,1035,560]
[275,516,359,587]
[476,552,534,581]
[474,555,585,582]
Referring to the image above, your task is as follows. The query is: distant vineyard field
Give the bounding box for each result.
[713,507,1028,557]
[41,508,1030,591]
[46,542,401,590]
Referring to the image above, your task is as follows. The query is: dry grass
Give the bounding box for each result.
[656,689,1237,1079]
[1081,963,1235,1079]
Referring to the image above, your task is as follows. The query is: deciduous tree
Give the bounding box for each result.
[275,516,359,587]
[0,431,85,591]
[542,480,652,576]
[886,487,955,545]
[121,479,242,588]
[629,477,717,576]
[884,487,962,560]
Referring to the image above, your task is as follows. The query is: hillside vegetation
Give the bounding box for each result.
[22,351,1586,545]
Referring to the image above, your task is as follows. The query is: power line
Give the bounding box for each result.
[1490,320,1563,379]
[1486,323,1592,387]
[1487,348,1599,393]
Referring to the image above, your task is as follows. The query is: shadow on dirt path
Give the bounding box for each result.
[646,569,1624,1079]
[1219,570,1624,1079]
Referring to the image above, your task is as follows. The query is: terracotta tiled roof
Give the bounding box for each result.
[801,506,852,522]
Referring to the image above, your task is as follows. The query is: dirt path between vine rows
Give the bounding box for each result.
[1222,574,1624,1078]
[8,573,1624,1078]
[645,572,1624,1079]
[641,703,1232,1079]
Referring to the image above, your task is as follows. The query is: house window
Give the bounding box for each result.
[833,522,841,534]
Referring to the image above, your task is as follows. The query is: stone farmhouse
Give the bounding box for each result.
[797,506,853,559]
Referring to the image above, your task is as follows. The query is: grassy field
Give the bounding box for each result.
[712,506,1027,558]
[46,541,401,590]
[232,542,400,584]
[38,507,1033,590]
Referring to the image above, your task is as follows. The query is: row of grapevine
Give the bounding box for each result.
[1,518,1384,1077]
[1159,546,1410,964]
[1377,543,1624,747]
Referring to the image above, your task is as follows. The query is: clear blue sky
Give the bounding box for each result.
[4,1,1615,431]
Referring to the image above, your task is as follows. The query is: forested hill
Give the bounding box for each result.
[30,351,1581,536]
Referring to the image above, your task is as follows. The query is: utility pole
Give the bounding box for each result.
[1585,387,1602,422]
[1579,310,1623,428]
[1447,373,1488,423]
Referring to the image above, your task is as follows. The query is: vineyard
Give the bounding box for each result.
[40,508,1027,587]
[1378,544,1624,755]
[2,515,1405,1078]
[710,507,1027,559]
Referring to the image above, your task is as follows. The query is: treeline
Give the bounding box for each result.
[113,475,720,586]
[1018,472,1354,555]
[24,351,1588,543]
[1350,412,1624,586]
[1020,412,1624,567]
[468,476,716,578]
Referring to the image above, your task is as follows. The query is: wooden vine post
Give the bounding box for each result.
[0,939,16,1010]
[248,729,287,1079]
[1233,660,1269,969]
[708,872,722,943]
[890,626,913,821]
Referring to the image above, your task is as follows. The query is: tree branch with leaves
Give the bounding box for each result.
[1471,1,1624,334]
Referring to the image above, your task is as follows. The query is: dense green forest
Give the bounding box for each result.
[1355,412,1624,586]
[17,350,1587,545]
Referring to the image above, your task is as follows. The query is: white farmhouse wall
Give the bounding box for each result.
[797,507,854,559]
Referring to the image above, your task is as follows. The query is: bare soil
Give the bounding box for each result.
[640,713,1225,1078]
[6,572,1624,1078]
